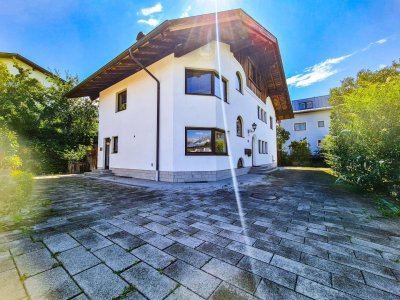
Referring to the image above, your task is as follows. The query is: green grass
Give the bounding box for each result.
[375,198,400,218]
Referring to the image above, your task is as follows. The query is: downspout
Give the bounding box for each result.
[128,48,161,181]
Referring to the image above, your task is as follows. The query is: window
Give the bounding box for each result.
[265,141,268,154]
[264,112,267,123]
[318,139,322,147]
[236,117,243,137]
[112,136,118,153]
[258,140,262,154]
[270,116,274,129]
[258,140,268,154]
[185,69,228,102]
[318,121,325,127]
[258,106,267,124]
[235,72,242,93]
[185,128,227,155]
[294,122,306,131]
[237,158,244,168]
[249,59,256,82]
[299,101,313,110]
[116,90,127,112]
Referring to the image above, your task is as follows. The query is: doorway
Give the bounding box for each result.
[104,138,111,170]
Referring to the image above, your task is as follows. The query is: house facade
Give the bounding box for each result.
[0,52,54,86]
[281,95,331,154]
[67,9,293,182]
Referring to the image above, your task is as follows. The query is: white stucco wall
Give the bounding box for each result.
[281,109,331,154]
[97,41,277,177]
[0,57,52,87]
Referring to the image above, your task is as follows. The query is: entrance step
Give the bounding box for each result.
[84,169,114,177]
[249,164,276,175]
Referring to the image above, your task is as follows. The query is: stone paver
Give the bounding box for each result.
[25,267,81,300]
[2,169,400,300]
[43,233,80,253]
[74,264,128,300]
[122,262,177,300]
[57,246,100,275]
[94,244,139,272]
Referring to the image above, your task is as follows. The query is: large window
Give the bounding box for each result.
[235,71,242,93]
[294,122,306,131]
[116,90,127,112]
[185,128,227,155]
[185,69,228,102]
[236,117,243,137]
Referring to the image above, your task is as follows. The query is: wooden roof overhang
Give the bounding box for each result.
[67,9,293,120]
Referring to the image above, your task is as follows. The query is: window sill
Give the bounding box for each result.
[185,93,228,103]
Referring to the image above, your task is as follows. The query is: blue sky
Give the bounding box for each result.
[1,0,399,100]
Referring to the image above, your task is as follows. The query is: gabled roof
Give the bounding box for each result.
[0,52,56,78]
[67,9,293,120]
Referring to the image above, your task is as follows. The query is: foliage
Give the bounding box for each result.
[0,61,98,174]
[375,198,400,218]
[277,126,290,150]
[322,61,400,197]
[63,145,90,163]
[288,138,312,165]
[0,126,22,170]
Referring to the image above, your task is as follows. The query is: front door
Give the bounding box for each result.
[104,138,111,170]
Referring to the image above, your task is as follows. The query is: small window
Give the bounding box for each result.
[237,158,244,168]
[318,139,322,147]
[236,117,243,137]
[249,59,257,82]
[270,116,274,129]
[258,107,260,119]
[116,90,127,112]
[264,112,267,123]
[258,140,261,154]
[299,101,313,110]
[265,141,268,154]
[214,74,228,102]
[185,128,227,155]
[235,72,242,93]
[112,136,118,153]
[318,121,325,127]
[294,122,306,131]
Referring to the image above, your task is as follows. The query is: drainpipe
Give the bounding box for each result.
[128,48,161,181]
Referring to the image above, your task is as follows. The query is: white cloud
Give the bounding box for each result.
[181,5,191,18]
[378,64,387,70]
[287,37,389,88]
[138,18,160,26]
[140,3,162,16]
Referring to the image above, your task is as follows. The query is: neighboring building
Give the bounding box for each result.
[281,95,331,154]
[0,52,56,86]
[67,9,293,182]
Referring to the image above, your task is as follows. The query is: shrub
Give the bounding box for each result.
[323,62,400,198]
[288,138,312,165]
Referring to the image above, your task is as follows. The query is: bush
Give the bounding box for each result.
[323,62,400,198]
[0,170,34,216]
[288,138,312,165]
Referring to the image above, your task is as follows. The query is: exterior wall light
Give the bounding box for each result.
[248,123,257,134]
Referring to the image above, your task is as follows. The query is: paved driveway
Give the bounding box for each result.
[1,169,400,299]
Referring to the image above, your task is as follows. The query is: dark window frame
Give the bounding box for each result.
[185,69,228,102]
[112,136,118,153]
[270,116,274,129]
[116,90,127,112]
[236,116,244,137]
[318,120,325,127]
[185,127,228,156]
[294,122,306,131]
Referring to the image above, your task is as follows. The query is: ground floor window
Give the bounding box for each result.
[237,158,244,168]
[112,136,118,153]
[258,140,268,154]
[185,127,228,155]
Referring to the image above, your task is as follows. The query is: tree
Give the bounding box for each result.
[288,138,312,165]
[0,61,98,174]
[323,61,400,198]
[277,125,291,166]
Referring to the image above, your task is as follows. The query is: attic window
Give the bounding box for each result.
[116,90,127,112]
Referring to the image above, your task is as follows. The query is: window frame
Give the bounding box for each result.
[294,122,307,131]
[236,116,244,137]
[270,116,274,129]
[318,120,325,128]
[112,136,118,153]
[185,127,228,156]
[116,90,127,112]
[185,68,228,102]
[235,71,243,94]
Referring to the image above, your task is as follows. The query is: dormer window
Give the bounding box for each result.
[299,101,313,110]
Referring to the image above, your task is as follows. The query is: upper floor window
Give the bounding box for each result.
[236,116,243,137]
[185,127,227,155]
[116,90,127,112]
[258,106,267,124]
[112,136,118,153]
[185,69,227,102]
[270,116,274,129]
[299,101,313,110]
[235,72,242,93]
[248,59,257,83]
[318,121,325,127]
[294,122,306,131]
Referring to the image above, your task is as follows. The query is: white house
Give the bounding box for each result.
[281,95,331,154]
[67,9,293,182]
[0,52,55,87]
